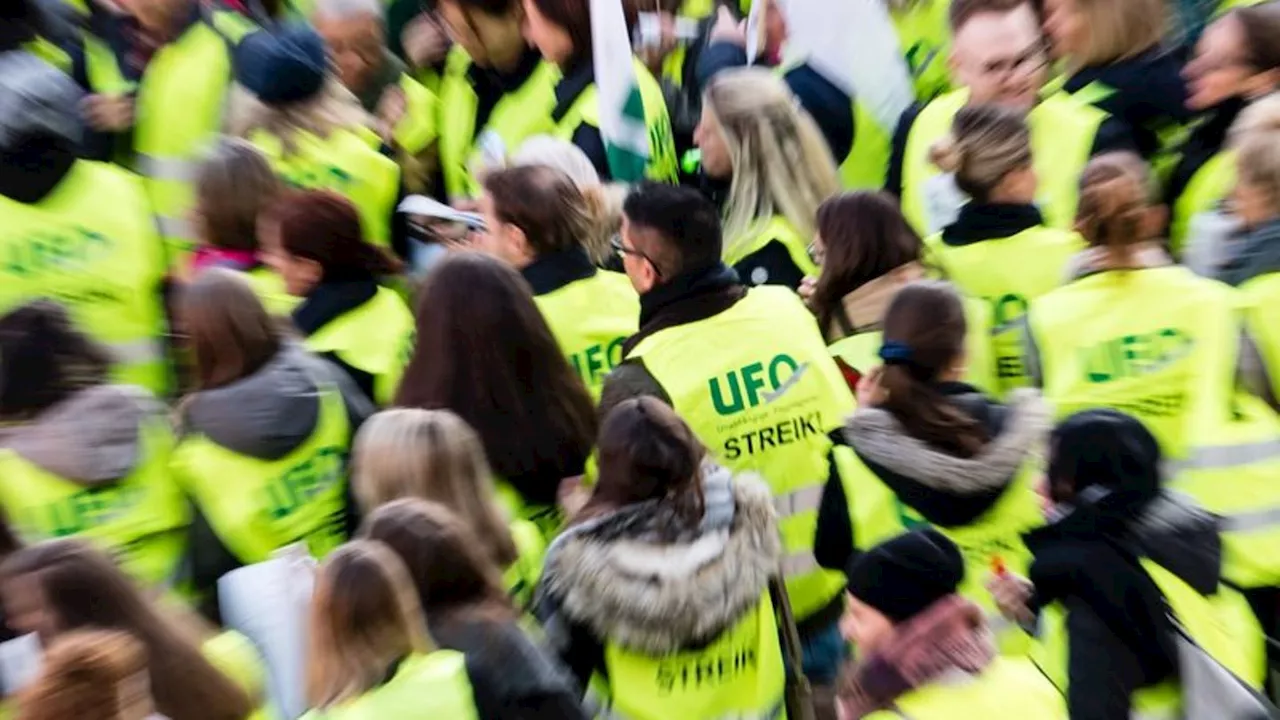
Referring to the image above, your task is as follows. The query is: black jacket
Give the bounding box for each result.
[552,59,611,181]
[292,278,382,402]
[1165,98,1244,214]
[1061,48,1192,161]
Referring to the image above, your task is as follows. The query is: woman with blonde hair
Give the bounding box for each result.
[351,409,545,604]
[925,103,1082,396]
[17,630,158,720]
[1044,0,1192,165]
[304,540,478,718]
[172,269,372,621]
[695,67,841,289]
[229,25,402,251]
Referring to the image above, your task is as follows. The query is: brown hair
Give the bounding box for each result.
[949,0,1034,30]
[0,300,111,422]
[179,268,282,391]
[306,540,432,708]
[483,164,597,257]
[1235,3,1280,72]
[1064,0,1165,67]
[351,408,519,570]
[525,0,637,67]
[1074,152,1153,260]
[194,138,281,253]
[809,192,923,340]
[18,630,151,720]
[0,541,254,720]
[576,397,706,536]
[266,190,403,282]
[877,280,990,458]
[361,499,514,624]
[394,253,597,507]
[929,104,1032,203]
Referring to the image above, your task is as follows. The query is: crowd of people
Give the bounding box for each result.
[0,0,1279,718]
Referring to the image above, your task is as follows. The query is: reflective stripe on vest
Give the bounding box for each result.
[304,287,415,405]
[552,58,679,183]
[172,380,351,564]
[532,269,639,399]
[901,89,1104,235]
[0,160,170,394]
[627,287,854,620]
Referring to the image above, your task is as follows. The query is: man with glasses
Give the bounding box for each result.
[886,0,1130,235]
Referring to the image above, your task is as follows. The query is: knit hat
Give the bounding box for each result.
[845,529,965,623]
[233,25,327,105]
[1048,409,1162,509]
[0,50,82,149]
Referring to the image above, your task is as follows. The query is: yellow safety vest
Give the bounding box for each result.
[171,381,350,565]
[772,61,889,190]
[862,658,1066,719]
[0,416,187,588]
[132,17,255,267]
[890,0,953,101]
[901,89,1105,236]
[495,479,564,543]
[300,651,479,720]
[626,287,855,620]
[924,225,1083,395]
[1171,150,1235,257]
[0,160,169,394]
[841,441,1042,654]
[1242,271,1280,404]
[304,287,416,406]
[392,73,437,156]
[588,592,785,720]
[1168,394,1280,589]
[552,59,680,183]
[203,630,273,720]
[244,266,301,317]
[23,36,73,74]
[1032,558,1266,718]
[437,47,560,201]
[724,215,818,286]
[677,0,751,17]
[249,127,401,249]
[1027,266,1238,461]
[505,518,546,610]
[532,269,639,399]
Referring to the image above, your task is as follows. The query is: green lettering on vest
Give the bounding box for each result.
[1081,328,1195,384]
[261,446,347,520]
[989,293,1029,328]
[569,336,629,388]
[709,354,802,416]
[21,486,142,540]
[3,227,112,278]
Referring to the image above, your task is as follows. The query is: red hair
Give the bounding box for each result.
[267,190,402,281]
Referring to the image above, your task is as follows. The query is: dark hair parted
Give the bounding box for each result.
[622,182,723,278]
[525,0,638,66]
[0,300,111,421]
[809,192,923,339]
[266,190,402,282]
[394,253,596,506]
[878,280,990,458]
[180,269,282,391]
[483,165,595,256]
[576,397,706,537]
[1236,2,1280,72]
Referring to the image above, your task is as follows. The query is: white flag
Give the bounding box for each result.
[590,0,650,181]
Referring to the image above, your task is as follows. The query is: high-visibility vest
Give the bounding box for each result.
[249,128,401,248]
[840,439,1042,654]
[0,415,187,588]
[171,380,351,565]
[131,16,256,267]
[1027,266,1238,460]
[587,592,785,720]
[1032,557,1266,719]
[889,0,953,101]
[552,59,680,183]
[23,36,72,74]
[1168,394,1280,589]
[925,224,1084,395]
[1241,271,1280,403]
[724,215,818,285]
[437,47,559,201]
[505,518,546,610]
[299,651,479,720]
[243,266,300,317]
[203,630,273,720]
[901,89,1106,236]
[0,160,169,394]
[862,658,1066,719]
[677,0,751,17]
[532,269,639,399]
[1171,150,1235,257]
[495,479,564,544]
[626,287,855,620]
[391,73,437,156]
[304,287,416,406]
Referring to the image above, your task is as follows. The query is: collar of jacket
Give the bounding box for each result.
[844,388,1051,527]
[1219,216,1280,287]
[1064,242,1172,281]
[551,58,594,123]
[826,261,926,341]
[292,278,378,337]
[521,246,598,296]
[623,263,746,355]
[468,45,543,93]
[941,203,1045,247]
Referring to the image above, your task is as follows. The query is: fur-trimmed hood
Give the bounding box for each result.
[537,464,780,655]
[843,387,1051,527]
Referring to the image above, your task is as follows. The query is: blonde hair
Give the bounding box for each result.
[1074,151,1154,257]
[703,68,840,261]
[306,540,432,709]
[18,630,151,720]
[509,135,623,264]
[1064,0,1165,67]
[1231,93,1280,208]
[352,409,519,570]
[227,78,374,156]
[929,104,1032,203]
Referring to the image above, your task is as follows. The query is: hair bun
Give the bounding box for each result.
[928,134,964,174]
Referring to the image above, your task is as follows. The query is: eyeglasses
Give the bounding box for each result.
[611,234,664,279]
[980,40,1050,78]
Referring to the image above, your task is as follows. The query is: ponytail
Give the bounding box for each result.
[1074,152,1151,262]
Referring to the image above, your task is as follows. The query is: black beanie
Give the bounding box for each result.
[845,529,965,623]
[234,25,328,105]
[1048,409,1162,508]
